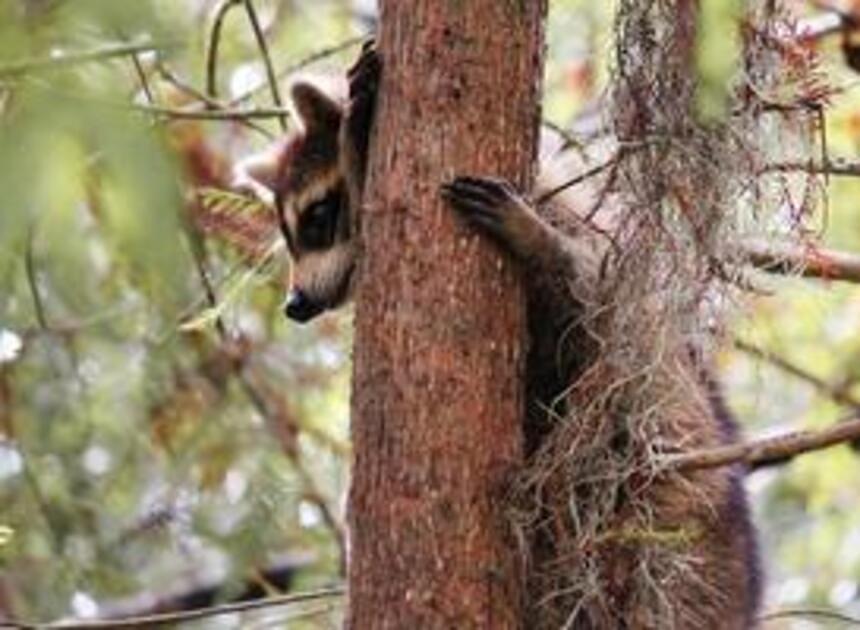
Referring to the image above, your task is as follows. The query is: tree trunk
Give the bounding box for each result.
[348,2,547,628]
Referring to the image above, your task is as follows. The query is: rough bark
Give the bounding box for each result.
[347,1,547,628]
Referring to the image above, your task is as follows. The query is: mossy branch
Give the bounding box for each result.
[667,414,860,471]
[740,239,860,284]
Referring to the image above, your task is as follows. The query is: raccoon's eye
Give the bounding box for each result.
[299,193,340,250]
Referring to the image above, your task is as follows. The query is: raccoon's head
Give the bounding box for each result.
[234,80,356,323]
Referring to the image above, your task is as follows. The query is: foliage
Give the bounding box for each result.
[0,0,860,627]
[0,0,356,626]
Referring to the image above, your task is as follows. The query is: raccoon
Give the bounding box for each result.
[233,43,379,323]
[234,43,761,629]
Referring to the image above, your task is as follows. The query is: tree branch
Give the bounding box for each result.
[666,413,860,471]
[228,36,366,107]
[154,63,273,138]
[740,239,860,284]
[135,103,294,120]
[536,154,620,204]
[127,51,155,107]
[0,41,178,79]
[206,0,241,99]
[242,0,287,132]
[759,606,860,625]
[765,157,860,177]
[24,228,48,330]
[0,587,344,629]
[734,339,860,409]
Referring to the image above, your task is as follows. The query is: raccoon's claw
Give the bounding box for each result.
[442,176,545,260]
[348,38,381,102]
[441,176,521,231]
[345,38,381,161]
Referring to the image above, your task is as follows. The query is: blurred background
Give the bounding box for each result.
[0,0,859,627]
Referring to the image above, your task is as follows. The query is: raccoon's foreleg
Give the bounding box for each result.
[339,39,381,217]
[441,176,585,275]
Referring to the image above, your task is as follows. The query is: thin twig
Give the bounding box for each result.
[128,53,155,106]
[21,76,291,122]
[541,119,583,152]
[765,157,860,177]
[156,63,219,107]
[740,238,860,283]
[237,371,348,571]
[135,103,294,120]
[155,63,273,138]
[206,0,241,99]
[536,138,660,205]
[0,42,178,79]
[24,228,48,330]
[0,587,344,629]
[666,413,860,471]
[295,466,347,574]
[760,606,860,625]
[188,238,229,339]
[242,0,287,132]
[735,339,860,409]
[21,304,138,339]
[228,35,366,107]
[536,154,620,205]
[19,458,63,556]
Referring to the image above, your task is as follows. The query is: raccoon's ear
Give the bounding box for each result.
[290,82,342,134]
[232,142,282,203]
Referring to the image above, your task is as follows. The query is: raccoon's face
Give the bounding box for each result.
[235,80,357,323]
[279,165,355,323]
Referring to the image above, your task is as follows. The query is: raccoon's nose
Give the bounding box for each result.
[284,288,325,323]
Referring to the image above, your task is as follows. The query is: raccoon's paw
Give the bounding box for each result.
[441,176,528,237]
[348,39,381,97]
[443,175,583,271]
[346,39,381,158]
